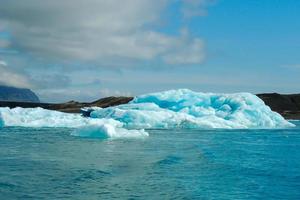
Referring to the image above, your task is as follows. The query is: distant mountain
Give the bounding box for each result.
[0,85,40,102]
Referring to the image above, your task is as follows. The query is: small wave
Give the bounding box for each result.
[156,155,182,166]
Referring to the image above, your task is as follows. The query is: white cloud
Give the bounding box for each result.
[181,0,215,18]
[0,0,208,65]
[0,60,32,88]
[162,30,205,64]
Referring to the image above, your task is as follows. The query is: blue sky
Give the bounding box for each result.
[0,0,299,102]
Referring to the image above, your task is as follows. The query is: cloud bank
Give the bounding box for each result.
[0,0,208,65]
[0,61,31,88]
[0,0,216,102]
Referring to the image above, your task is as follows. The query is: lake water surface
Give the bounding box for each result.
[1,121,300,199]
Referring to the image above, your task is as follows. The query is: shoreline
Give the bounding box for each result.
[0,96,133,113]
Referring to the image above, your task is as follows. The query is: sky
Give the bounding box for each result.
[0,0,299,102]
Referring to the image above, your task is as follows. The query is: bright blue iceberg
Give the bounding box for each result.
[90,89,294,129]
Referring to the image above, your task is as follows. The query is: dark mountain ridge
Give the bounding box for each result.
[0,85,40,102]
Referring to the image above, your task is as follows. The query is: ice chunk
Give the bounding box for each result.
[71,125,148,139]
[80,106,102,117]
[0,107,104,128]
[0,107,148,139]
[0,112,3,127]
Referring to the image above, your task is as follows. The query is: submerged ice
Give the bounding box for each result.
[0,89,294,139]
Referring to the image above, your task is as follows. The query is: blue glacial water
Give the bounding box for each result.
[1,121,300,199]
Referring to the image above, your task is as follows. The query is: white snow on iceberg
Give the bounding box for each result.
[0,89,295,139]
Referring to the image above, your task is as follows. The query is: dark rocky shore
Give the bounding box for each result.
[0,96,133,113]
[257,93,300,120]
[1,93,300,120]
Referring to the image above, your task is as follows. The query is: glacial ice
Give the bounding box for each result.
[90,89,294,129]
[0,89,295,139]
[0,107,148,139]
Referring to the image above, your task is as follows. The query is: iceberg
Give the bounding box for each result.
[90,89,294,129]
[0,89,294,139]
[0,107,148,139]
